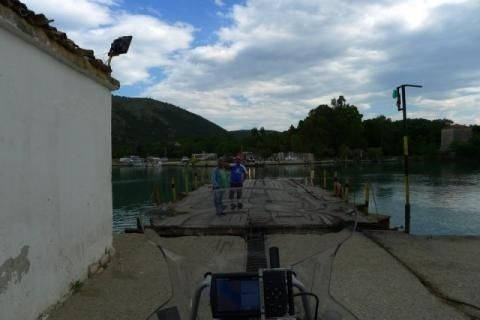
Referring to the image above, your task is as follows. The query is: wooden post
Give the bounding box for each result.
[364,183,370,214]
[171,177,176,202]
[344,178,349,203]
[310,169,315,186]
[333,171,337,191]
[323,169,327,189]
[184,171,189,193]
[205,164,209,184]
[154,184,161,207]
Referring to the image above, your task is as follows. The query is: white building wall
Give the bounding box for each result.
[0,25,113,320]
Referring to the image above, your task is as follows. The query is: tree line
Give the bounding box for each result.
[115,96,480,160]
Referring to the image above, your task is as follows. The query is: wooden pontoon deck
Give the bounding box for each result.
[151,178,389,236]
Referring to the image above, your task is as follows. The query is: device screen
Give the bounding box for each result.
[215,278,260,312]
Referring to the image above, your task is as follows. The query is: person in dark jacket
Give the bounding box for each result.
[229,156,247,210]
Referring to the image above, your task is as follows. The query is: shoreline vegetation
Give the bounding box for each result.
[112,157,402,167]
[112,95,480,161]
[111,156,477,167]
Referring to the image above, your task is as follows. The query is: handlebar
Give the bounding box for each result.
[190,274,211,320]
[189,272,314,320]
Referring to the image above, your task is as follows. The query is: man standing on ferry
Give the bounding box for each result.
[229,156,247,210]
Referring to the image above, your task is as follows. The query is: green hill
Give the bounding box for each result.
[112,96,227,157]
[230,129,280,137]
[229,130,252,138]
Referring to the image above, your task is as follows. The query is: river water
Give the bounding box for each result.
[112,162,480,235]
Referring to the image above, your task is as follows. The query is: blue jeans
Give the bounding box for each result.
[229,182,243,202]
[213,188,225,215]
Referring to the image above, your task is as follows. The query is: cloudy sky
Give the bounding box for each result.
[25,0,480,130]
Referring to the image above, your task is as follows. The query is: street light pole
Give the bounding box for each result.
[107,35,133,67]
[394,84,422,234]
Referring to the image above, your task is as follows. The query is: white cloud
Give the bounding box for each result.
[410,91,480,125]
[144,0,406,128]
[24,0,480,130]
[24,0,114,29]
[23,0,195,85]
[214,0,225,7]
[360,0,470,31]
[146,0,480,129]
[69,14,194,85]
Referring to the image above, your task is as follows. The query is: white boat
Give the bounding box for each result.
[285,155,298,161]
[146,157,162,167]
[130,156,145,167]
[119,156,146,167]
[119,157,133,166]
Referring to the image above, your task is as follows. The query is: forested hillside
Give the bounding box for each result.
[112,96,227,157]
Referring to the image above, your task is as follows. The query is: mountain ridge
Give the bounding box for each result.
[112,95,227,157]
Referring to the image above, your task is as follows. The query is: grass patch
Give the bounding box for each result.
[69,280,83,294]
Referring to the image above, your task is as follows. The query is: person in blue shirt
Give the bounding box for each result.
[212,158,229,215]
[229,156,247,210]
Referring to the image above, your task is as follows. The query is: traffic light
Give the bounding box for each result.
[393,88,401,110]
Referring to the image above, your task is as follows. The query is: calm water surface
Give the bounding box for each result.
[112,162,480,235]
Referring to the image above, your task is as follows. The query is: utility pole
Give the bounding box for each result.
[393,84,422,234]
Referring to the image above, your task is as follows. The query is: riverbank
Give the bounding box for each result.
[43,229,480,320]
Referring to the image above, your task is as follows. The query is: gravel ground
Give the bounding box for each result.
[331,232,468,320]
[146,230,246,320]
[365,230,480,318]
[266,230,356,320]
[45,229,476,320]
[46,230,246,320]
[47,233,171,320]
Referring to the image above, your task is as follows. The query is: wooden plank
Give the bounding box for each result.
[151,178,388,236]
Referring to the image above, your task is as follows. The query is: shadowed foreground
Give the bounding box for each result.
[45,229,479,320]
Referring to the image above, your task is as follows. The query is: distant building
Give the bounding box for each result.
[0,2,119,319]
[146,157,162,167]
[299,152,315,162]
[270,152,314,162]
[192,152,217,161]
[240,151,259,161]
[440,125,472,151]
[272,152,286,161]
